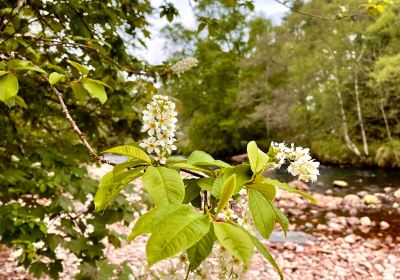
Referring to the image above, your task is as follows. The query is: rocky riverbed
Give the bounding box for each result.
[1,166,400,279]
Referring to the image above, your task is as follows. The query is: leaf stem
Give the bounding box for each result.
[185,264,191,280]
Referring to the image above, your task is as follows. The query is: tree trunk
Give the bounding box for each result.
[354,45,369,156]
[334,69,361,157]
[354,71,369,156]
[380,89,392,142]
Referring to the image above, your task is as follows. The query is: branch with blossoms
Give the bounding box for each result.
[93,93,319,279]
[32,56,317,279]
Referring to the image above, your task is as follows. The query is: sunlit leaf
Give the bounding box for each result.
[0,73,19,103]
[213,221,254,268]
[67,60,89,75]
[146,209,210,266]
[142,166,185,206]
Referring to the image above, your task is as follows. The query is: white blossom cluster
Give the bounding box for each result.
[171,57,199,76]
[270,142,320,182]
[140,95,178,164]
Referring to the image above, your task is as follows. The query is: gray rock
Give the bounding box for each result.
[267,231,316,244]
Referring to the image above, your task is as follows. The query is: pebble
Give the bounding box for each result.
[344,234,358,244]
[394,189,400,199]
[380,221,390,230]
[363,194,381,205]
[333,180,348,187]
[360,216,372,227]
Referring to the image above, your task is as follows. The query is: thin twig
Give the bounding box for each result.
[23,36,150,76]
[274,0,366,21]
[41,74,116,166]
[41,73,209,177]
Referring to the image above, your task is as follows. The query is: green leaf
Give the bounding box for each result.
[247,182,276,201]
[213,221,254,268]
[263,178,317,204]
[197,177,215,191]
[248,189,276,239]
[216,174,236,215]
[183,179,201,204]
[49,72,66,85]
[103,145,152,165]
[67,60,89,75]
[198,22,207,33]
[169,163,214,177]
[146,209,210,266]
[4,97,15,107]
[94,167,145,211]
[14,95,27,109]
[14,65,46,74]
[0,70,10,77]
[248,234,283,280]
[83,78,107,104]
[212,164,252,198]
[187,151,231,168]
[270,202,289,235]
[142,166,185,206]
[70,81,89,100]
[247,141,269,174]
[113,159,144,175]
[127,204,190,242]
[0,73,18,103]
[84,78,112,89]
[167,156,186,164]
[187,224,215,271]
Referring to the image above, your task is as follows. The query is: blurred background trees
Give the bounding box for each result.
[163,0,400,167]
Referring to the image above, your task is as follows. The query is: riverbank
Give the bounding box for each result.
[1,167,399,279]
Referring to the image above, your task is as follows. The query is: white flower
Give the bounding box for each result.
[11,248,23,259]
[171,57,199,76]
[11,155,20,162]
[140,95,178,164]
[288,156,320,182]
[269,141,320,182]
[47,171,55,177]
[30,162,41,168]
[33,241,45,250]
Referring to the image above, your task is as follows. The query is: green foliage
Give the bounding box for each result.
[94,167,145,211]
[213,222,254,268]
[142,166,185,206]
[247,141,270,174]
[2,0,389,278]
[248,189,276,239]
[187,224,215,270]
[95,140,317,276]
[146,207,210,266]
[103,145,152,165]
[215,174,236,215]
[0,72,18,103]
[163,0,400,165]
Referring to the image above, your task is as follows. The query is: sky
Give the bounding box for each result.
[138,0,289,64]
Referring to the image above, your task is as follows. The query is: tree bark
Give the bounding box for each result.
[333,68,361,157]
[380,89,392,142]
[354,45,369,156]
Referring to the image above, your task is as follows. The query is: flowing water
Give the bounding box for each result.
[271,164,399,196]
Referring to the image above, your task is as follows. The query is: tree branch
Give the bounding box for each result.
[273,0,366,21]
[23,35,150,77]
[41,74,116,166]
[42,74,209,177]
